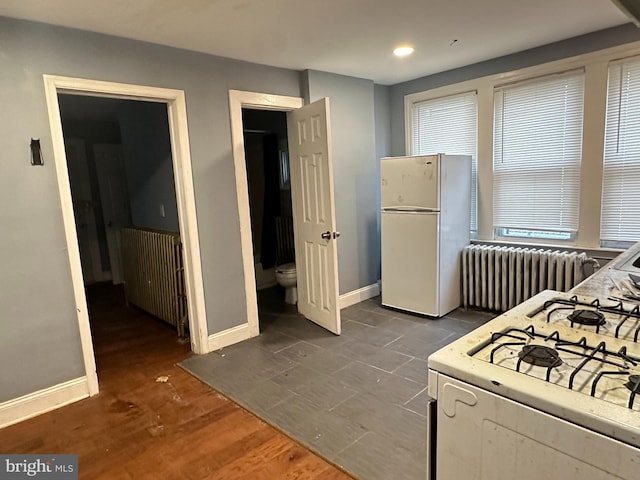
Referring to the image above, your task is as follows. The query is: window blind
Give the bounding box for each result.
[411,91,478,231]
[493,71,584,235]
[601,56,640,242]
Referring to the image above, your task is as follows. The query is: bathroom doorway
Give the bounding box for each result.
[242,109,295,297]
[228,90,341,341]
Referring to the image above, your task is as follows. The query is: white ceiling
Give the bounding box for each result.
[0,0,632,85]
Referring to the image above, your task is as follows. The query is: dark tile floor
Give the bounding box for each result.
[179,288,495,480]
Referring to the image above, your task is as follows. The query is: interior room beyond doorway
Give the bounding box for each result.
[242,108,294,295]
[58,93,188,370]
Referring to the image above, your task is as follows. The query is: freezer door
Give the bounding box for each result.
[381,155,439,210]
[381,210,439,316]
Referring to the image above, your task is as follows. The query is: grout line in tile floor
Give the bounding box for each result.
[404,386,428,406]
[328,390,361,412]
[381,335,404,348]
[334,430,371,457]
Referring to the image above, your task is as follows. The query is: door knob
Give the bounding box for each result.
[321,231,331,240]
[333,231,341,239]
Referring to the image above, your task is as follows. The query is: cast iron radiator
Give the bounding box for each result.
[275,216,295,266]
[121,227,188,337]
[461,245,599,312]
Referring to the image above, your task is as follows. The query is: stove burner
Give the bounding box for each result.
[518,345,563,368]
[625,375,640,393]
[567,309,606,326]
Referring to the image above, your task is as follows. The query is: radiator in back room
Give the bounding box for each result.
[461,245,598,312]
[275,216,295,266]
[121,227,188,337]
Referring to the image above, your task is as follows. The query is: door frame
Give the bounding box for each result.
[228,90,303,337]
[44,75,210,395]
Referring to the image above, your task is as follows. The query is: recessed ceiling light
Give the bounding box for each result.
[393,46,414,57]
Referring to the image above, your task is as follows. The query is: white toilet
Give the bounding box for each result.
[275,263,297,304]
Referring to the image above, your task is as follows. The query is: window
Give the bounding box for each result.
[411,91,478,232]
[493,71,585,241]
[601,56,640,245]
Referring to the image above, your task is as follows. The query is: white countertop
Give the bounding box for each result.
[571,242,640,298]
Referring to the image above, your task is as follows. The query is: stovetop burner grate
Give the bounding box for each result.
[526,295,640,341]
[625,375,640,395]
[469,325,640,409]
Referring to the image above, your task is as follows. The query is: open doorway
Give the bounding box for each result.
[58,94,190,370]
[241,108,300,330]
[229,90,342,340]
[242,109,295,294]
[44,76,209,397]
[58,96,181,284]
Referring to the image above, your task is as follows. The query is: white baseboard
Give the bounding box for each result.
[207,323,254,352]
[0,377,89,429]
[339,282,381,309]
[205,284,380,352]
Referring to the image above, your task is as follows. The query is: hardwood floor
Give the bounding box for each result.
[0,283,353,480]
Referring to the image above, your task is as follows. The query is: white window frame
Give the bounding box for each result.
[601,56,640,248]
[492,70,585,240]
[405,40,640,250]
[409,90,479,233]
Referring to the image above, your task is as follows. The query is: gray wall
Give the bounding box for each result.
[119,101,180,231]
[0,16,300,402]
[303,70,379,294]
[374,84,391,161]
[389,24,640,156]
[373,84,391,281]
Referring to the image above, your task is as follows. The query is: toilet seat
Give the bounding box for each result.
[275,263,296,275]
[275,262,297,305]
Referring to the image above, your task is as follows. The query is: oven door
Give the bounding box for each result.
[426,395,436,480]
[434,374,640,479]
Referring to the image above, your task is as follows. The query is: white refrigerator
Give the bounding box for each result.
[380,154,471,317]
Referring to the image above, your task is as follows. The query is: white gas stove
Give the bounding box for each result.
[427,290,640,480]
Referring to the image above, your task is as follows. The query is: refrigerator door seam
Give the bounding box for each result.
[381,208,440,213]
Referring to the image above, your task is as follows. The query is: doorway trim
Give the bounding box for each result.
[228,90,304,338]
[43,75,210,395]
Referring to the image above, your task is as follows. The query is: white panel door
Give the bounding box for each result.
[287,98,341,334]
[381,210,439,316]
[94,144,131,285]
